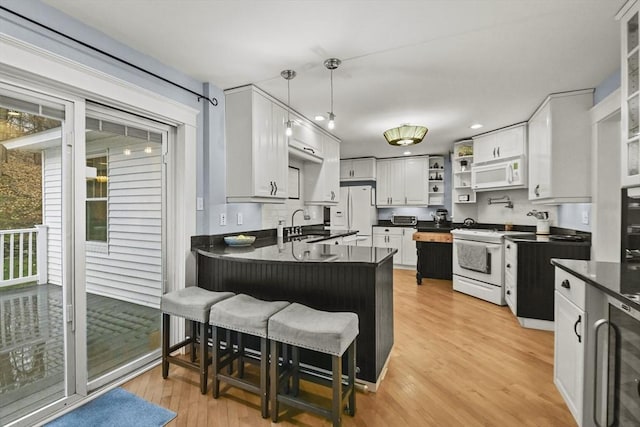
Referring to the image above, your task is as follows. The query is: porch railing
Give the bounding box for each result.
[0,225,47,288]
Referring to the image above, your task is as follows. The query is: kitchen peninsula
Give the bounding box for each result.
[193,235,396,390]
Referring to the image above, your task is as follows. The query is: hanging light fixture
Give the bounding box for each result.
[324,58,341,130]
[280,69,297,136]
[383,124,429,146]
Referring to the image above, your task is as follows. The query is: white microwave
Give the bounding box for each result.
[471,156,527,191]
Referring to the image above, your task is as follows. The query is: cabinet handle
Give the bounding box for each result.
[534,184,540,197]
[561,279,570,289]
[303,147,315,154]
[270,181,274,195]
[493,147,496,157]
[497,147,500,157]
[506,244,511,249]
[506,263,511,269]
[405,196,407,204]
[506,290,511,295]
[573,315,582,343]
[593,319,610,427]
[274,181,278,195]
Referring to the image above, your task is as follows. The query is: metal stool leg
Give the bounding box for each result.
[331,354,343,427]
[162,313,170,379]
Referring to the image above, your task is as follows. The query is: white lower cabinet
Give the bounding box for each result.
[373,226,416,266]
[401,227,417,267]
[553,267,605,427]
[372,227,403,265]
[554,290,585,423]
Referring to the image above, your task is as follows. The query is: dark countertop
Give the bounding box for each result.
[506,234,591,245]
[551,259,640,311]
[196,238,397,265]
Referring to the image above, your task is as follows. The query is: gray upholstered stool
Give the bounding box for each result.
[268,303,359,427]
[161,287,234,394]
[209,294,290,418]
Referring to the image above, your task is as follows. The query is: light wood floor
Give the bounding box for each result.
[123,270,576,427]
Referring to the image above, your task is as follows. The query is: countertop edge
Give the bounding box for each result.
[551,259,640,311]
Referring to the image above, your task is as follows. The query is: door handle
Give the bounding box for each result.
[561,279,570,289]
[573,315,582,343]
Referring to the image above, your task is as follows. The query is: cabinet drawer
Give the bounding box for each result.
[554,268,586,310]
[372,226,403,236]
[413,232,452,243]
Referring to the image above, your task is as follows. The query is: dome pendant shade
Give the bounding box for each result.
[384,125,428,146]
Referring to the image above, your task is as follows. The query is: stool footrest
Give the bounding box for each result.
[216,372,261,395]
[276,394,333,419]
[167,355,200,372]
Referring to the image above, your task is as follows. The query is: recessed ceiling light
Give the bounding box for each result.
[470,123,483,130]
[314,115,325,121]
[403,151,411,155]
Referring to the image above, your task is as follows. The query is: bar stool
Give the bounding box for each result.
[268,303,359,427]
[209,294,290,418]
[161,287,234,394]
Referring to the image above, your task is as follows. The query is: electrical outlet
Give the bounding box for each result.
[582,210,589,225]
[196,197,204,211]
[237,212,243,225]
[220,213,227,226]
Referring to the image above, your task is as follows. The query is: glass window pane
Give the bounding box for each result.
[628,95,639,139]
[86,200,107,242]
[629,13,639,53]
[628,140,639,177]
[629,50,639,96]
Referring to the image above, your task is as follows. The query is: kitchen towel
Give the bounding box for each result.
[457,243,491,273]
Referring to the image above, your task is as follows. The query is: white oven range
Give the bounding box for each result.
[451,229,529,305]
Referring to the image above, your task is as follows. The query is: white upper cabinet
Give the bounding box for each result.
[304,135,340,205]
[376,156,429,206]
[340,157,376,181]
[473,124,526,164]
[527,89,593,204]
[225,86,288,203]
[289,113,324,162]
[620,2,640,187]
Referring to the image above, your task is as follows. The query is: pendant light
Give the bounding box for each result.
[280,69,296,136]
[324,58,341,130]
[383,124,428,146]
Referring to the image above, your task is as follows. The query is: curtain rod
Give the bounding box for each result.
[0,5,218,107]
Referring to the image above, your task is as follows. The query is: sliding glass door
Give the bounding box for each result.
[0,85,75,424]
[83,105,167,390]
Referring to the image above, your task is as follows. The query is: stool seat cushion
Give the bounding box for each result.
[161,287,234,323]
[268,303,359,356]
[210,294,289,338]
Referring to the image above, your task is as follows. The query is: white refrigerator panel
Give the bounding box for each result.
[349,186,376,235]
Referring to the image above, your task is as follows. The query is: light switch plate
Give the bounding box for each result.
[237,213,243,225]
[582,210,589,225]
[196,197,204,211]
[220,213,226,226]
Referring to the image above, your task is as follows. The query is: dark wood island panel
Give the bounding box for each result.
[196,251,394,387]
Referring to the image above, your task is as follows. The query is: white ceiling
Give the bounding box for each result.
[44,0,625,159]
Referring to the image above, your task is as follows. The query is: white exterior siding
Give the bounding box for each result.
[43,148,62,286]
[42,139,163,308]
[86,141,163,308]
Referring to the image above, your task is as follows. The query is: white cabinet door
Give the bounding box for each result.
[340,160,353,180]
[388,159,405,206]
[253,91,277,198]
[473,133,496,163]
[528,102,551,200]
[372,234,388,248]
[356,236,372,247]
[405,157,428,205]
[373,227,403,264]
[351,158,376,180]
[554,291,585,423]
[376,160,393,205]
[324,138,340,202]
[401,227,417,266]
[622,5,640,187]
[271,102,288,197]
[495,125,525,159]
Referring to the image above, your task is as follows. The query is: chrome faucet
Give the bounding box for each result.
[291,209,311,236]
